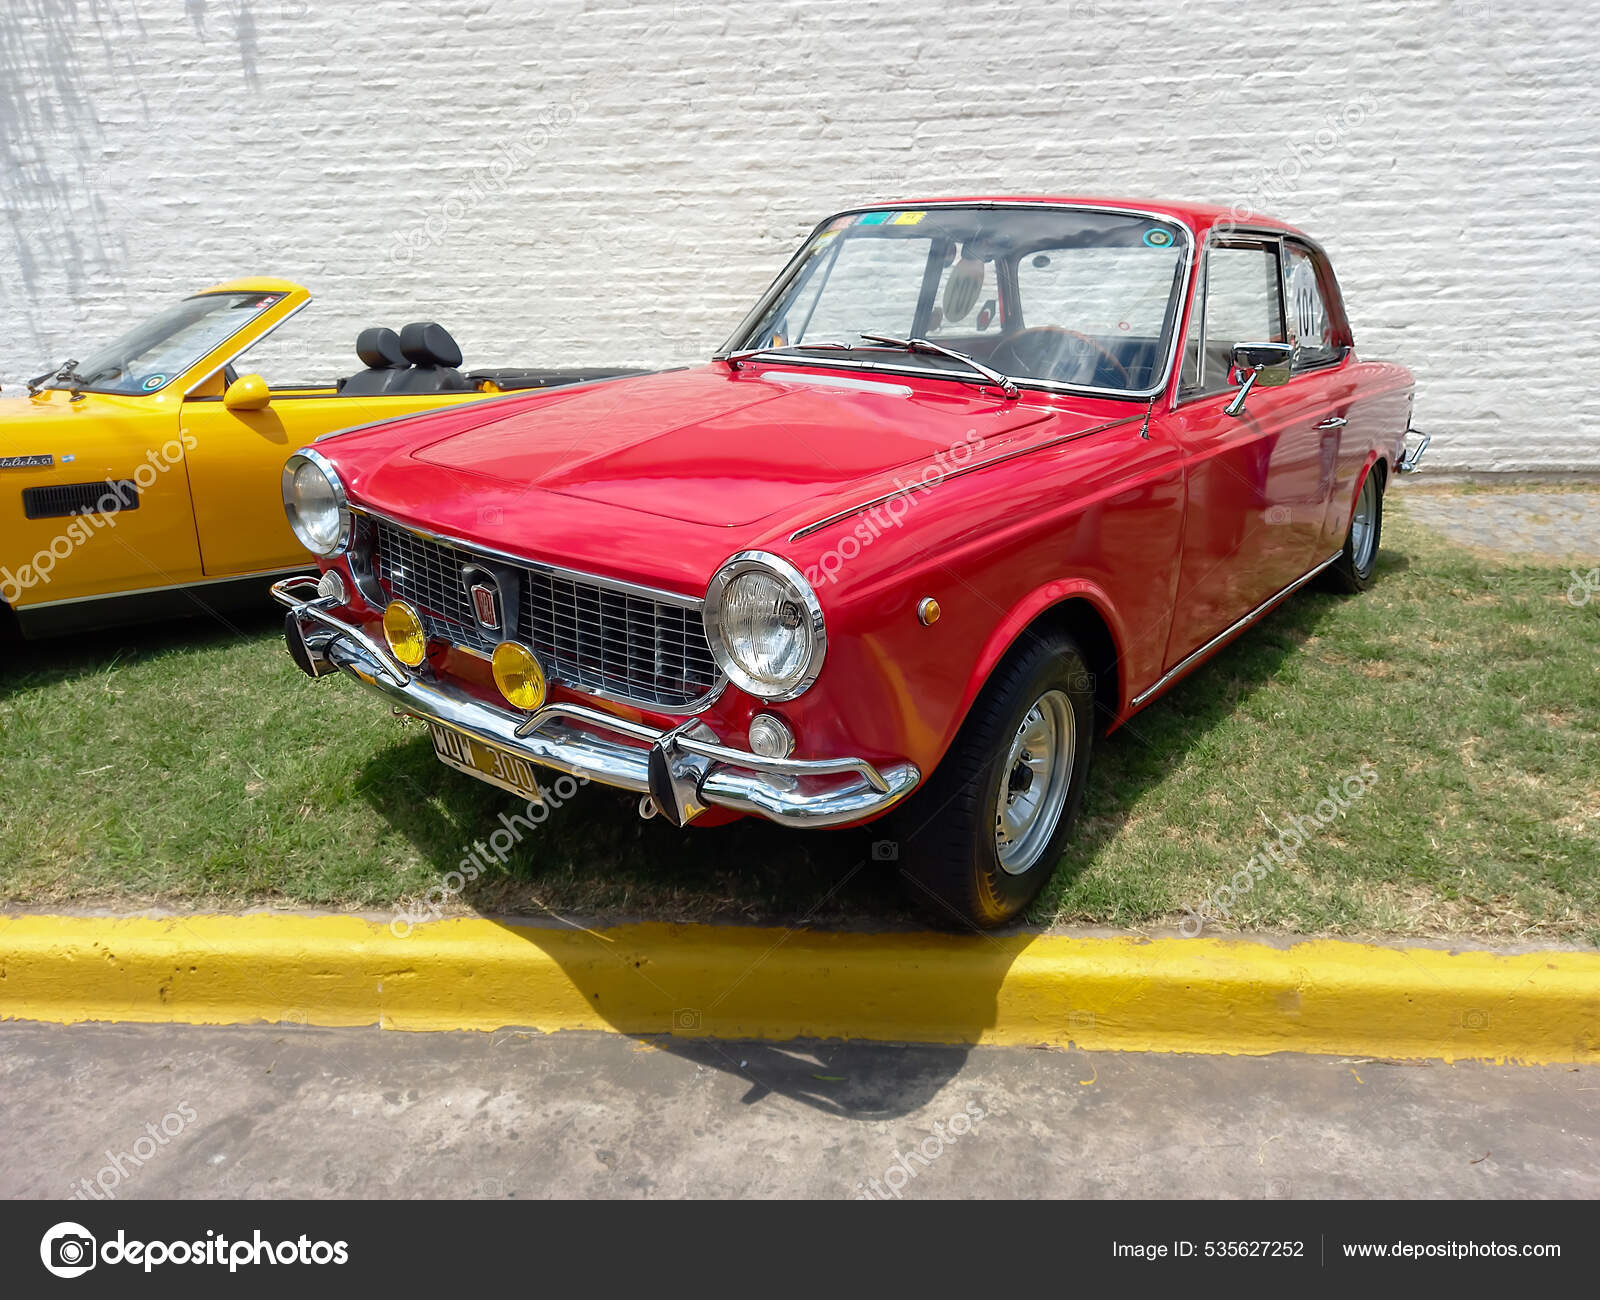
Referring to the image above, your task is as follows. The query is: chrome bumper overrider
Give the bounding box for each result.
[1398,428,1431,474]
[271,577,919,828]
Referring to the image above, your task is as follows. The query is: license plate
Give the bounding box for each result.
[427,723,543,801]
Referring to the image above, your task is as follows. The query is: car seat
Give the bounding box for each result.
[390,322,473,393]
[337,327,411,395]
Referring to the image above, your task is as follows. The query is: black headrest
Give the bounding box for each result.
[399,322,463,369]
[356,327,406,370]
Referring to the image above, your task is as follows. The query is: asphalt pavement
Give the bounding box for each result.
[2,1022,1594,1199]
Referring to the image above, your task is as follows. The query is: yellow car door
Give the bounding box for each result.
[180,375,497,579]
[0,393,198,611]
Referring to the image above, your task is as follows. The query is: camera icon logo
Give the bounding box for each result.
[40,1222,97,1278]
[1265,505,1292,525]
[1461,1009,1490,1031]
[871,840,899,861]
[672,1008,702,1031]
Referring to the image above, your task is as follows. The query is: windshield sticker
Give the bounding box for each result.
[0,454,53,469]
[891,211,926,225]
[1143,227,1174,248]
[856,212,892,225]
[141,374,168,390]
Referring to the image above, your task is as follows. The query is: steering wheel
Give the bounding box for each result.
[987,327,1131,388]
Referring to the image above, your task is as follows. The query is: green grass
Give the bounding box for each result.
[2,488,1596,940]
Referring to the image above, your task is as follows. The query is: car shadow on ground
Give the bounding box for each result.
[356,561,1401,936]
[0,603,283,702]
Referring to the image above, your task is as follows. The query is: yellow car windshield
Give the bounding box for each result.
[50,290,285,395]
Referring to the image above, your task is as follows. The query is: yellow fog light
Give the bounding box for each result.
[492,641,547,710]
[382,600,428,667]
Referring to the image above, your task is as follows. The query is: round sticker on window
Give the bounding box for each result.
[1143,228,1174,248]
[141,374,168,390]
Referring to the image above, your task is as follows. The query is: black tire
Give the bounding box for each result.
[889,633,1094,929]
[1327,465,1384,593]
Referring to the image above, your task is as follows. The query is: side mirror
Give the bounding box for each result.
[1222,342,1292,417]
[223,373,271,412]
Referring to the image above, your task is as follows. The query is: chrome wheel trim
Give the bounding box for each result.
[1351,473,1378,572]
[993,688,1076,875]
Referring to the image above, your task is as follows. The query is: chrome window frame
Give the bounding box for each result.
[717,201,1198,403]
[1279,236,1349,375]
[1175,228,1291,407]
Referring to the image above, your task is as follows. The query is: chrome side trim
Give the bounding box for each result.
[1130,552,1341,709]
[716,200,1197,404]
[21,565,311,611]
[788,414,1143,542]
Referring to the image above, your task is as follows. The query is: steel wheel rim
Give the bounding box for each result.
[994,688,1076,874]
[1351,474,1377,571]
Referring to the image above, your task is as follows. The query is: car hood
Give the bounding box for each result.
[405,365,1055,527]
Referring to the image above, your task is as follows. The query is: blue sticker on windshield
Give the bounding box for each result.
[1143,228,1174,248]
[856,212,892,225]
[142,374,167,390]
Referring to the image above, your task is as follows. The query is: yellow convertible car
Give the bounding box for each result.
[0,278,639,637]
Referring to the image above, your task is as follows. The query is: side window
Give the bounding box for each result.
[1284,244,1341,370]
[1180,243,1284,397]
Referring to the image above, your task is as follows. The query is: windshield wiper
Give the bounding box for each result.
[27,358,87,398]
[720,340,856,370]
[858,333,1019,398]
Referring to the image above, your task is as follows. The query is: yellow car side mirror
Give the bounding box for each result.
[223,373,271,411]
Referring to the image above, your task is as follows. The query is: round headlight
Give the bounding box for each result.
[382,600,428,667]
[704,552,825,701]
[282,449,350,556]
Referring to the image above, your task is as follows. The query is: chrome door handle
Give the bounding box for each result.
[1316,415,1348,429]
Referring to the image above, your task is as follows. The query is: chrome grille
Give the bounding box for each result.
[372,517,720,708]
[374,520,498,654]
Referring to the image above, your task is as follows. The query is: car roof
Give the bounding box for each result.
[865,196,1306,239]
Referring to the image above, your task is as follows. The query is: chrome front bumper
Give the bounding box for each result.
[271,577,919,829]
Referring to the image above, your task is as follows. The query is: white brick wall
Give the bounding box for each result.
[2,0,1595,470]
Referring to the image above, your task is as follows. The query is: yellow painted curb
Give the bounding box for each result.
[1,913,1596,1063]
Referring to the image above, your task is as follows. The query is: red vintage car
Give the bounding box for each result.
[275,197,1429,928]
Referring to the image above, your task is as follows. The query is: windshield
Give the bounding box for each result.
[49,291,285,395]
[730,206,1190,395]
